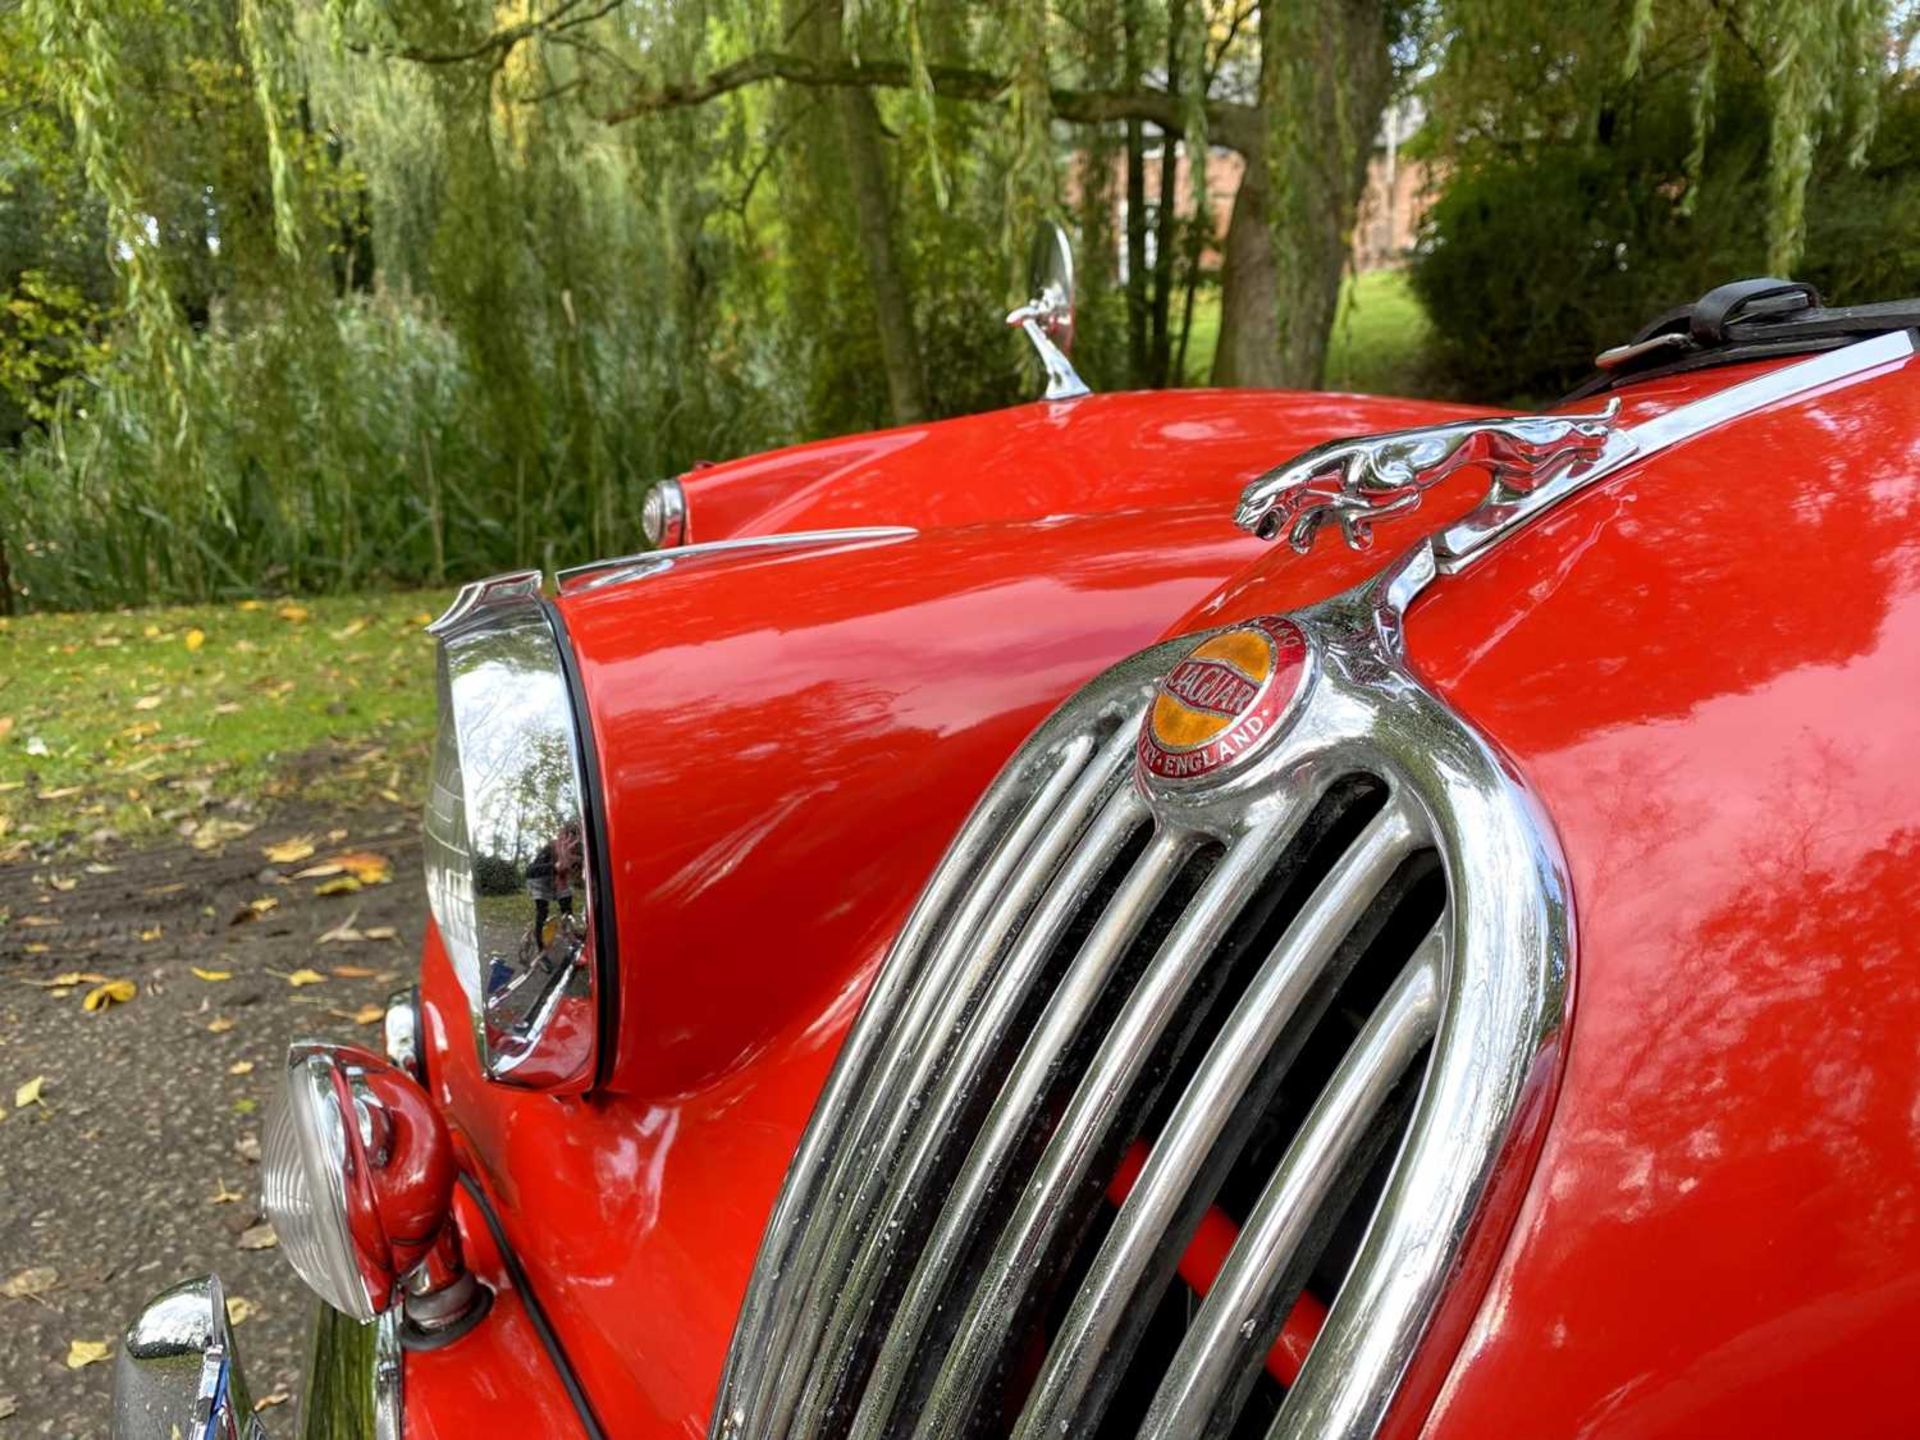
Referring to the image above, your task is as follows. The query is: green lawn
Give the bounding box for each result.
[0,590,451,852]
[1183,269,1433,395]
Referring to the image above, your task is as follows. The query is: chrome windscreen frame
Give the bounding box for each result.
[424,573,608,1093]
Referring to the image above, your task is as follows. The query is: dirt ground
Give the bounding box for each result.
[0,800,426,1438]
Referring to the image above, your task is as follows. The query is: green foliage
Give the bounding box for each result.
[1414,72,1920,404]
[1,0,1913,613]
[1423,0,1892,274]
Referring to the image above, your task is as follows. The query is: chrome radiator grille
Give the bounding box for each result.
[715,550,1570,1440]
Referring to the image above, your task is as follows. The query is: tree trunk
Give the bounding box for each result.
[1122,0,1149,385]
[807,0,928,424]
[1148,0,1186,387]
[1257,0,1395,388]
[835,82,929,423]
[1211,160,1281,387]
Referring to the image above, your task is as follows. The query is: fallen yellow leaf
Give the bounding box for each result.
[26,971,109,988]
[254,1388,291,1412]
[192,967,232,982]
[237,1222,277,1250]
[248,896,280,915]
[291,862,344,880]
[81,979,136,1011]
[228,1060,254,1076]
[208,1016,237,1033]
[185,628,206,652]
[225,1295,256,1325]
[284,969,327,987]
[330,1004,386,1026]
[330,964,378,978]
[138,926,163,942]
[363,926,398,942]
[336,851,392,885]
[263,836,315,864]
[3,1266,56,1299]
[66,1339,110,1369]
[315,875,362,897]
[410,612,434,626]
[236,598,263,611]
[276,604,310,623]
[14,1075,46,1108]
[132,694,163,711]
[209,1179,244,1204]
[47,874,77,892]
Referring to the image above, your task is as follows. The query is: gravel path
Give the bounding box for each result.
[0,805,425,1437]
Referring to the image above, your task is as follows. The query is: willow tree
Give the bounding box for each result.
[1426,0,1893,275]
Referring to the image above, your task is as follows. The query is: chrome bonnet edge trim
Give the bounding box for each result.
[555,526,918,593]
[1435,326,1915,570]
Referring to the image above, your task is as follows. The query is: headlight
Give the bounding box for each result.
[424,573,605,1092]
[639,476,689,548]
[263,1043,461,1324]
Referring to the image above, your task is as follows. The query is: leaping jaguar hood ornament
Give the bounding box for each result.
[1235,403,1621,552]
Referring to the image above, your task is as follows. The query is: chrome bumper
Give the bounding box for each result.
[111,1275,400,1440]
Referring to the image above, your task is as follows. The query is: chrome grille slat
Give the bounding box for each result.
[843,827,1199,1440]
[786,786,1157,1434]
[715,547,1572,1440]
[714,728,1098,1431]
[1011,798,1425,1440]
[751,719,1144,1435]
[1141,933,1443,1440]
[911,803,1331,1440]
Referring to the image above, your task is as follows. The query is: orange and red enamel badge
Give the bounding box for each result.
[1138,617,1310,785]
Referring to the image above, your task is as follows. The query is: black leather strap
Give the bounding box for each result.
[1686,278,1819,344]
[1567,278,1919,399]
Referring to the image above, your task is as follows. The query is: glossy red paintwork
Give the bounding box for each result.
[1401,355,1920,1437]
[409,359,1920,1439]
[674,389,1493,542]
[403,1182,590,1440]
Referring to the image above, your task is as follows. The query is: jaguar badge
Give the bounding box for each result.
[1139,618,1310,784]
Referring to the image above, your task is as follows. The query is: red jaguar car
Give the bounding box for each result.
[111,254,1920,1440]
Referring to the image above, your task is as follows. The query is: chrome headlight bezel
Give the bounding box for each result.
[424,572,610,1092]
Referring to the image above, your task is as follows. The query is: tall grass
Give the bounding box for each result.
[0,291,792,612]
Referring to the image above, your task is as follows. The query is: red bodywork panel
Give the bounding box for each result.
[674,390,1493,541]
[409,362,1920,1438]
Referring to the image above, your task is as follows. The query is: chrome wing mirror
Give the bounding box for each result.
[1236,402,1622,552]
[1007,221,1091,401]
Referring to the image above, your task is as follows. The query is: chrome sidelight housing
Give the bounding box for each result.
[640,476,690,548]
[424,573,608,1092]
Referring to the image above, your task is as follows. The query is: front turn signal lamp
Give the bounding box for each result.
[263,1043,485,1339]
